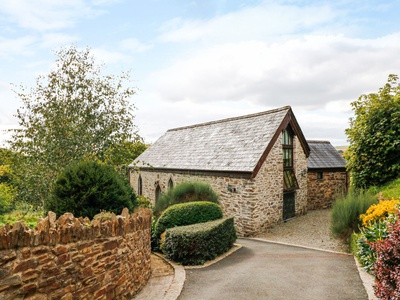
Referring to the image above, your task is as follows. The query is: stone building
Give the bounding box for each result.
[307,140,348,210]
[129,106,310,236]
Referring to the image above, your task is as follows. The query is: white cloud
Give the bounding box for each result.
[120,38,153,53]
[147,33,400,109]
[91,47,131,65]
[0,35,37,57]
[40,33,80,49]
[158,2,336,43]
[0,0,102,32]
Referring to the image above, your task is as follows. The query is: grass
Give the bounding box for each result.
[367,177,400,200]
[331,176,400,241]
[331,189,378,240]
[0,204,45,228]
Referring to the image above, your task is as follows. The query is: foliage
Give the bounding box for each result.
[8,46,139,207]
[162,217,237,265]
[0,203,44,228]
[368,178,400,200]
[330,189,378,239]
[47,160,137,219]
[357,221,391,274]
[0,148,18,212]
[0,148,16,184]
[136,195,153,209]
[345,74,400,189]
[350,232,362,257]
[360,199,399,226]
[371,212,400,299]
[104,140,148,170]
[153,201,223,250]
[154,181,219,217]
[0,183,16,213]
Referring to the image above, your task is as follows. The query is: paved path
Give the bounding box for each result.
[179,238,368,300]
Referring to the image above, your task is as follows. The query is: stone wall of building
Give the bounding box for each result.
[130,132,308,236]
[0,208,152,300]
[293,135,308,216]
[307,171,348,210]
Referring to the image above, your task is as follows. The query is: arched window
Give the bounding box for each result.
[138,175,143,196]
[155,184,162,205]
[168,178,174,190]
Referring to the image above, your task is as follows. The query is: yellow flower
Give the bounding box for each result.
[360,199,400,227]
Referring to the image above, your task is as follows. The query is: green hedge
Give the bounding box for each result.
[154,181,218,217]
[153,201,223,247]
[162,217,237,265]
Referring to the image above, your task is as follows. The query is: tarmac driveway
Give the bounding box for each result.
[178,238,368,300]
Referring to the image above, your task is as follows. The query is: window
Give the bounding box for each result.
[282,128,299,191]
[284,170,299,190]
[317,172,323,180]
[155,184,161,204]
[168,178,174,190]
[138,175,143,196]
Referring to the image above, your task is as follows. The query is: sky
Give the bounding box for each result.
[1,0,400,147]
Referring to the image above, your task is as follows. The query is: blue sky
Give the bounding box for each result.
[1,0,400,147]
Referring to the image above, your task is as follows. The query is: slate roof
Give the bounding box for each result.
[132,106,309,176]
[307,140,346,170]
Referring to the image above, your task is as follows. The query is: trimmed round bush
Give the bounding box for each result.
[154,181,218,216]
[47,160,137,219]
[154,201,223,247]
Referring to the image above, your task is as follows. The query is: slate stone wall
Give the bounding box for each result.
[130,133,308,236]
[307,171,348,210]
[0,208,152,300]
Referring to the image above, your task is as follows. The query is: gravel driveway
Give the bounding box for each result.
[255,209,349,253]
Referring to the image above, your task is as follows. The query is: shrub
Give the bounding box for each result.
[0,183,15,214]
[331,189,378,239]
[360,199,399,226]
[371,211,400,299]
[47,161,137,219]
[137,195,153,209]
[154,181,218,217]
[163,217,237,265]
[357,221,390,274]
[153,201,223,250]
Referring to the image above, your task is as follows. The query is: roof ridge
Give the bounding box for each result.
[307,140,331,144]
[168,105,291,132]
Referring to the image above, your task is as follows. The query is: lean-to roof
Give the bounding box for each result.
[307,140,346,170]
[132,106,309,177]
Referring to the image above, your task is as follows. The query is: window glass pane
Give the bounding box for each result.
[282,130,292,145]
[283,149,293,168]
[283,170,299,190]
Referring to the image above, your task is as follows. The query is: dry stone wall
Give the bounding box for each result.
[307,171,348,209]
[0,208,152,300]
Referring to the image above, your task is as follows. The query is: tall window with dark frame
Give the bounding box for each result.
[138,175,143,196]
[282,128,299,191]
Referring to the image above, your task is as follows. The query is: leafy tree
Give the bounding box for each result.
[8,46,140,207]
[47,160,137,219]
[345,74,400,189]
[104,139,148,175]
[0,148,18,212]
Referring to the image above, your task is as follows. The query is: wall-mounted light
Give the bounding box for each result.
[300,169,307,177]
[227,183,237,193]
